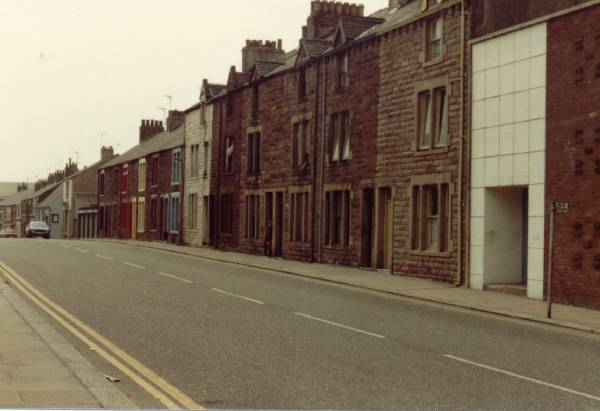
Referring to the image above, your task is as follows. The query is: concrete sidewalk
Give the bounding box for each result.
[0,280,136,408]
[103,239,600,334]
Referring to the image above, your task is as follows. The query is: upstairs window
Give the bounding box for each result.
[226,95,234,117]
[329,111,351,161]
[99,171,105,195]
[171,149,182,185]
[138,159,146,192]
[113,168,119,196]
[427,17,443,61]
[417,86,448,150]
[298,67,307,101]
[247,132,261,174]
[203,141,209,177]
[121,165,128,193]
[190,144,199,177]
[292,120,310,170]
[200,104,206,125]
[251,85,259,119]
[335,52,348,90]
[223,136,234,173]
[151,156,159,186]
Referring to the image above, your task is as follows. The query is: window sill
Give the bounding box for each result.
[323,243,350,250]
[422,56,444,68]
[408,249,451,258]
[414,145,449,157]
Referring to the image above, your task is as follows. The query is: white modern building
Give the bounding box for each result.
[470,23,547,299]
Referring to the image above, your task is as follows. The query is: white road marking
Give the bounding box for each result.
[96,254,114,261]
[211,288,265,305]
[121,261,145,270]
[444,354,600,402]
[157,272,193,284]
[59,244,70,249]
[74,248,89,254]
[294,312,386,339]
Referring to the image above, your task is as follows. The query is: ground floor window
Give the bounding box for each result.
[290,191,309,242]
[245,194,260,240]
[220,194,233,234]
[168,194,180,233]
[149,197,158,230]
[411,183,449,252]
[189,193,198,229]
[137,198,145,232]
[324,190,350,246]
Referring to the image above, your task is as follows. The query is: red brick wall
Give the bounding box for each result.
[98,145,183,243]
[211,92,243,251]
[546,4,600,310]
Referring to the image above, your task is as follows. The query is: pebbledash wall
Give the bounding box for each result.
[546,3,600,309]
[470,23,547,299]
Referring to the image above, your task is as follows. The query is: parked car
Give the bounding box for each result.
[0,228,18,238]
[26,221,50,239]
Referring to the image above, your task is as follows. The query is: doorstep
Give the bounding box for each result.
[485,283,528,297]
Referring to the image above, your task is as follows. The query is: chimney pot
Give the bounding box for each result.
[277,39,282,50]
[358,4,364,16]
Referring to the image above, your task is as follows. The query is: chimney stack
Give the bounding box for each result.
[241,39,286,73]
[139,119,164,144]
[166,110,185,132]
[100,146,114,162]
[306,1,366,39]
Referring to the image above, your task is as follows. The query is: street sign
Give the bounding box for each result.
[555,202,569,213]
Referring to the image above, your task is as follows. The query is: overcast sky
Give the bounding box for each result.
[0,0,385,183]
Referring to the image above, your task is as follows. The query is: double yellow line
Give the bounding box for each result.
[0,261,203,410]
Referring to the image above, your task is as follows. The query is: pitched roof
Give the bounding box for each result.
[0,182,20,199]
[101,125,184,169]
[0,189,35,206]
[336,16,385,42]
[302,38,332,58]
[24,181,63,201]
[254,60,285,77]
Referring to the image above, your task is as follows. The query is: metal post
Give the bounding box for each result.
[547,202,555,319]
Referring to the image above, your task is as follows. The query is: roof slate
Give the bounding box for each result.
[101,125,184,169]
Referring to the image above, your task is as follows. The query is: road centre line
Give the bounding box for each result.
[211,288,265,305]
[0,261,197,409]
[96,254,114,261]
[74,248,89,254]
[293,312,386,339]
[122,261,145,270]
[157,272,193,284]
[444,354,600,402]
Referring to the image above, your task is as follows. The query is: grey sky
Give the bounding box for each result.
[0,0,385,183]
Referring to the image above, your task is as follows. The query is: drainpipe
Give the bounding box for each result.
[215,99,223,249]
[180,120,186,245]
[310,61,321,263]
[457,0,467,287]
[318,59,327,263]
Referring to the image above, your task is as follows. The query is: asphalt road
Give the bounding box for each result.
[1,238,599,410]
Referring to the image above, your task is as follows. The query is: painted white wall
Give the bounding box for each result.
[470,23,547,300]
[183,103,213,247]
